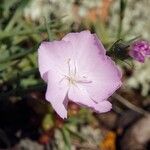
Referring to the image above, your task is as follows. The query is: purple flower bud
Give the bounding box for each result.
[129,40,150,63]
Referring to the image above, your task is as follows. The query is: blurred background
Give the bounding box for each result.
[0,0,150,149]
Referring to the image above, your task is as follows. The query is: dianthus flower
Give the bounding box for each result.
[38,31,122,119]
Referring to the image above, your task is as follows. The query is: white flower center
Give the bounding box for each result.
[64,58,92,86]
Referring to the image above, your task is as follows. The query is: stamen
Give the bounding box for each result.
[73,60,77,76]
[67,58,71,75]
[76,79,92,84]
[64,58,92,85]
[59,76,66,83]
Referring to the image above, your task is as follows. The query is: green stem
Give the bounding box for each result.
[0,45,38,64]
[117,0,127,39]
[45,16,51,41]
[0,22,59,40]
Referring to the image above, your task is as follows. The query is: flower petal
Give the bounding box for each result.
[93,33,106,55]
[63,31,121,103]
[129,50,145,63]
[63,30,106,63]
[94,101,112,113]
[80,55,122,102]
[38,41,72,82]
[46,71,68,119]
[68,84,112,113]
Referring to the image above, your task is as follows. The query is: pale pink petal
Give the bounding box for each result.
[38,41,72,82]
[68,84,95,107]
[79,55,122,102]
[63,31,105,54]
[63,31,110,86]
[68,84,112,113]
[62,31,106,64]
[94,101,112,113]
[93,33,106,55]
[46,71,68,119]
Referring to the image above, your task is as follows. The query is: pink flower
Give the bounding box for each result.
[129,40,150,63]
[38,31,122,119]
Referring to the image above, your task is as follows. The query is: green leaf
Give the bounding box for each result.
[65,125,85,142]
[0,46,37,64]
[60,127,71,150]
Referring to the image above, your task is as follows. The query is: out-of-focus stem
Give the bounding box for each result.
[117,0,127,39]
[113,93,149,116]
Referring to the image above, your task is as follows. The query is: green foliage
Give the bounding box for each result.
[0,0,68,97]
[0,0,131,148]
